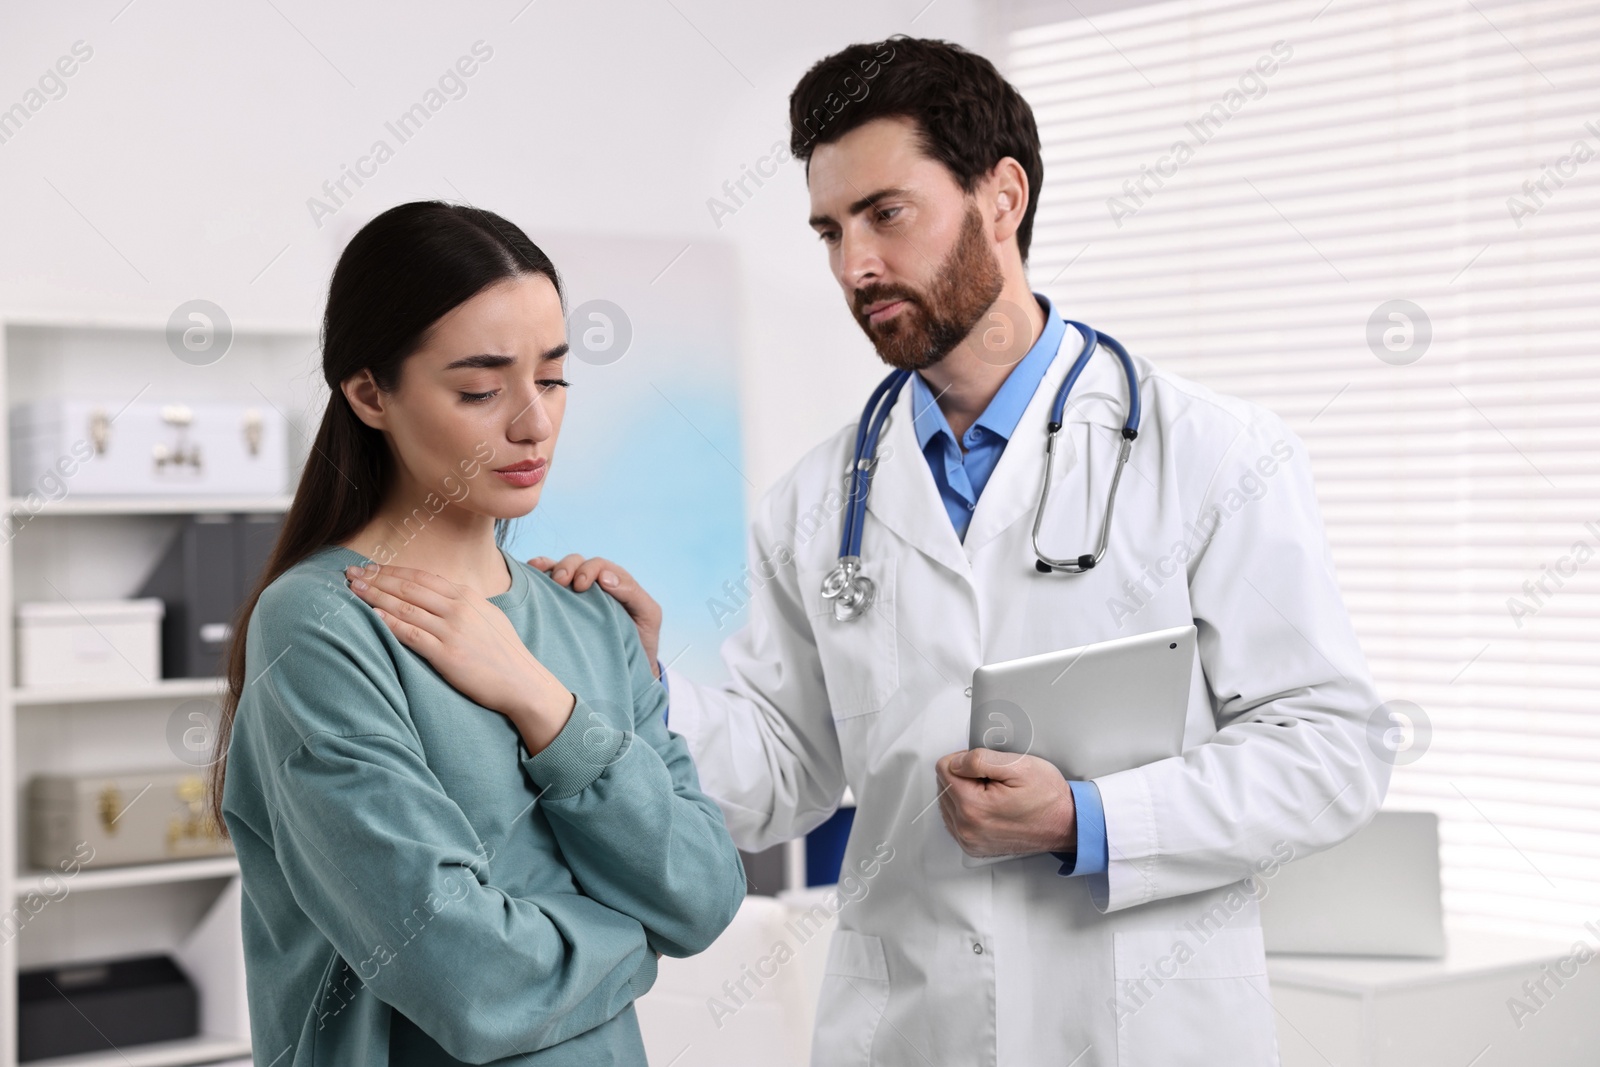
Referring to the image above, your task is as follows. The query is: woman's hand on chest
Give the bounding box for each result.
[344,563,575,753]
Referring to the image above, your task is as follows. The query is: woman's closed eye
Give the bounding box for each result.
[459,380,569,404]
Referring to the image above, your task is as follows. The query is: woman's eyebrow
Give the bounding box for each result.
[444,353,515,371]
[443,343,568,371]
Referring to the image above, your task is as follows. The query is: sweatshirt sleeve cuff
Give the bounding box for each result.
[659,662,670,726]
[629,950,659,999]
[519,693,628,799]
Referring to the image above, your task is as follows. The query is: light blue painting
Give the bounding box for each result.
[505,234,746,684]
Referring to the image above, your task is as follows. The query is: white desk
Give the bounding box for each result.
[1268,925,1600,1067]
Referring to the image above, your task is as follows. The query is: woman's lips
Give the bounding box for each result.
[493,459,547,488]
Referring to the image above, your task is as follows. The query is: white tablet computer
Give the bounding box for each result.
[966,624,1197,781]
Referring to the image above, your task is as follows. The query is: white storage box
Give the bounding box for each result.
[9,398,289,498]
[16,598,164,689]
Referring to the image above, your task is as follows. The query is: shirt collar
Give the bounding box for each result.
[910,292,1067,451]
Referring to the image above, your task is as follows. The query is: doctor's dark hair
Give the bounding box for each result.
[206,200,563,838]
[788,36,1044,262]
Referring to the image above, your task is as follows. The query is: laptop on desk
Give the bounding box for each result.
[1260,810,1446,958]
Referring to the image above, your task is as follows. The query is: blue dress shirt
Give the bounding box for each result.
[909,292,1108,879]
[908,298,1063,540]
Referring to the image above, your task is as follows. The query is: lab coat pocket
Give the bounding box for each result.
[1111,926,1278,1067]
[811,928,890,1067]
[800,558,900,719]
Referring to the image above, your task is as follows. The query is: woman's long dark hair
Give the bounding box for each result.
[207,201,563,837]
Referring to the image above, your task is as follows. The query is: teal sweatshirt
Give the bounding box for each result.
[221,543,745,1066]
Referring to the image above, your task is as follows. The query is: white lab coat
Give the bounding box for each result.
[666,325,1390,1067]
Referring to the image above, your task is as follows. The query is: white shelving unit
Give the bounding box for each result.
[7,498,295,519]
[0,316,317,1067]
[13,856,241,898]
[11,678,236,709]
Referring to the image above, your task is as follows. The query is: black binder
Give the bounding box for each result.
[136,512,283,678]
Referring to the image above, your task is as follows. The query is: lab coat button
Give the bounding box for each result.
[972,942,984,954]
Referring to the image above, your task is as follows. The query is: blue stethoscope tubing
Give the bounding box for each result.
[821,320,1142,622]
[818,368,912,616]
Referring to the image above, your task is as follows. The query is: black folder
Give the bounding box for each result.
[136,512,283,678]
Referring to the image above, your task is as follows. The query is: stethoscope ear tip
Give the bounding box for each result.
[1035,559,1053,574]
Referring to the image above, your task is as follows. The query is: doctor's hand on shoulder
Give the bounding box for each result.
[936,748,1078,858]
[529,554,662,678]
[343,563,577,754]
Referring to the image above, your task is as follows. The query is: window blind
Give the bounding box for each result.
[1006,0,1600,943]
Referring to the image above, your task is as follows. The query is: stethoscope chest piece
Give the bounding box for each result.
[821,556,875,622]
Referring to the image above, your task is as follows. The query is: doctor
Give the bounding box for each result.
[534,36,1389,1067]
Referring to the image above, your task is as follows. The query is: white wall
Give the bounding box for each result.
[0,0,993,499]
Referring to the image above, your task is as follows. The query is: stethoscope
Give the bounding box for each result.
[820,321,1142,623]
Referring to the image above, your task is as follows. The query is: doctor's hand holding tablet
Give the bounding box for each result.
[532,35,1387,1067]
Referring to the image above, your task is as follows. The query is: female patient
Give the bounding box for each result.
[208,201,744,1065]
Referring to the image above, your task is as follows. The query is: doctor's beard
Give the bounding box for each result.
[850,204,1006,372]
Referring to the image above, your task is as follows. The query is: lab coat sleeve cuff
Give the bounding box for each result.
[1085,765,1160,913]
[519,693,627,800]
[661,665,705,750]
[1054,780,1108,877]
